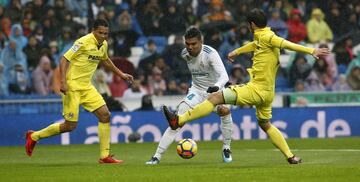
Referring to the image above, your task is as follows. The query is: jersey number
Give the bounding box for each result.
[187,93,195,100]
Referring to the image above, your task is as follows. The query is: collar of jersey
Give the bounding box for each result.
[254,27,271,39]
[90,33,102,47]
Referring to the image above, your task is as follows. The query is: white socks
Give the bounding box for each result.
[221,114,233,150]
[154,127,179,160]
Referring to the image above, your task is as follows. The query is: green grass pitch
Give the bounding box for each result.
[0,138,359,181]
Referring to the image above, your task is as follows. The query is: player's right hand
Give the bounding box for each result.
[60,82,68,95]
[312,48,330,59]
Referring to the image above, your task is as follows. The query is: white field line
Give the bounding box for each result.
[242,149,360,152]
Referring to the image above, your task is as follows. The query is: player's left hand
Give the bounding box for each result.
[207,86,219,93]
[312,48,330,59]
[227,51,237,63]
[120,73,134,83]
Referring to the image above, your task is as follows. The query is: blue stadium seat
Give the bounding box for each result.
[337,64,347,74]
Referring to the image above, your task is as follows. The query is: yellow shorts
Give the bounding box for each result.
[223,83,274,120]
[62,86,106,122]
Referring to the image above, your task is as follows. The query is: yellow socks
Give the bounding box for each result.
[98,122,110,159]
[178,100,215,126]
[266,125,293,158]
[31,123,61,141]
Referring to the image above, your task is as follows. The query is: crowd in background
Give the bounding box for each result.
[0,0,360,99]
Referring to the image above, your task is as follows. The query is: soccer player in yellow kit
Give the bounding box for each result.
[25,19,134,164]
[162,9,330,164]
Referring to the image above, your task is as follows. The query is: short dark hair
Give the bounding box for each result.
[93,19,109,29]
[246,8,267,28]
[184,26,202,40]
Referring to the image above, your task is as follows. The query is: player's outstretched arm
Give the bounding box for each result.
[269,34,330,58]
[102,58,134,83]
[227,41,256,62]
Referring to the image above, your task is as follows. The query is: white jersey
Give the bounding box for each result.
[181,45,229,91]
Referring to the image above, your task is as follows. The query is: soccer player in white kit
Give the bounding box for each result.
[146,27,234,165]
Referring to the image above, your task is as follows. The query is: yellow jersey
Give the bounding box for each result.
[235,27,314,90]
[63,33,109,90]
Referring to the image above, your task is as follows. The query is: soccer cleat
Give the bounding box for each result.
[99,155,124,164]
[287,155,302,164]
[25,130,37,157]
[162,105,180,130]
[145,157,160,165]
[222,149,233,163]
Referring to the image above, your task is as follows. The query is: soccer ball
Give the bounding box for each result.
[177,138,198,159]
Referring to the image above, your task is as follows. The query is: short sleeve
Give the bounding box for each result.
[63,41,83,61]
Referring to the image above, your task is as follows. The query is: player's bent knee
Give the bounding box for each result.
[217,106,230,116]
[63,121,77,132]
[258,119,270,131]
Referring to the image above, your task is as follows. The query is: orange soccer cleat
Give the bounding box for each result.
[99,155,124,164]
[25,130,37,157]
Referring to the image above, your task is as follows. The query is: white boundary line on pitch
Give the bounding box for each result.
[243,149,360,152]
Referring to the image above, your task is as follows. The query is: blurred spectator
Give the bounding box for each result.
[109,74,128,97]
[204,28,222,50]
[0,61,8,96]
[25,0,51,22]
[347,66,360,90]
[229,64,247,85]
[312,57,333,89]
[48,41,61,66]
[287,9,307,43]
[1,39,27,74]
[162,34,184,68]
[183,3,198,27]
[123,78,147,99]
[42,17,58,42]
[112,8,139,57]
[138,0,163,36]
[136,94,155,111]
[202,0,233,24]
[10,24,28,50]
[304,71,325,92]
[1,17,11,37]
[331,74,351,92]
[334,37,354,66]
[66,0,88,18]
[53,0,68,22]
[219,30,240,70]
[268,10,288,38]
[294,79,305,92]
[88,0,105,24]
[178,82,189,95]
[8,64,31,94]
[8,0,22,23]
[153,56,173,82]
[346,51,360,77]
[164,80,181,95]
[148,67,166,96]
[32,55,53,95]
[318,43,338,79]
[160,2,186,36]
[140,39,157,60]
[21,19,32,37]
[289,54,312,87]
[326,3,348,41]
[93,67,112,96]
[306,8,333,43]
[267,0,288,21]
[23,35,42,71]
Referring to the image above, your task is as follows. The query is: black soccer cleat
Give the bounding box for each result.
[287,155,302,164]
[162,105,180,130]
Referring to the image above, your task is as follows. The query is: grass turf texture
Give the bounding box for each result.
[0,138,359,181]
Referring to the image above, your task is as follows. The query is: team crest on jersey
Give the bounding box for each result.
[71,44,80,52]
